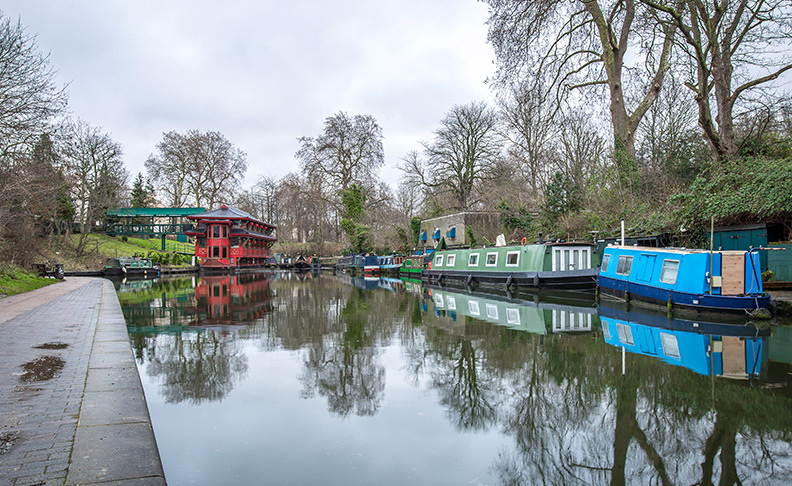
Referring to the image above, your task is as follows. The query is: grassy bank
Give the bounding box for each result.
[0,264,59,297]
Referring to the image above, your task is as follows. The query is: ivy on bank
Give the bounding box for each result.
[673,157,792,230]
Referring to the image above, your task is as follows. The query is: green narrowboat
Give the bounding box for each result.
[400,252,432,277]
[423,242,599,290]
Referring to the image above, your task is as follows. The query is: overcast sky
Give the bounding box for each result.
[4,1,496,191]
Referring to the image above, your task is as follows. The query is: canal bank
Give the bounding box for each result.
[0,277,165,485]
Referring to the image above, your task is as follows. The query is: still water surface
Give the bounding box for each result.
[116,272,792,485]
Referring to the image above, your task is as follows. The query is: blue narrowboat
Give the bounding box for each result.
[336,253,379,275]
[598,245,770,314]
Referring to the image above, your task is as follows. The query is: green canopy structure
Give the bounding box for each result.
[106,207,205,250]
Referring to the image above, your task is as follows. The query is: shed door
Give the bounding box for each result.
[721,254,745,295]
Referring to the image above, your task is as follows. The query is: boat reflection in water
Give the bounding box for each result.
[598,300,770,379]
[425,285,598,335]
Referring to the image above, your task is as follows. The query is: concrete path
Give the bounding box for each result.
[0,278,165,486]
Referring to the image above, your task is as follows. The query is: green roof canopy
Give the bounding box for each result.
[107,207,206,217]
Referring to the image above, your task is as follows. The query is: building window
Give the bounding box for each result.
[468,253,479,266]
[198,237,206,247]
[222,226,228,238]
[486,252,498,266]
[660,260,680,284]
[616,255,633,276]
[222,246,228,259]
[602,254,610,272]
[212,246,220,258]
[212,225,220,238]
[435,255,444,267]
[505,251,519,267]
[446,254,456,266]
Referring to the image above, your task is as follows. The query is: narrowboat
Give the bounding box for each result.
[102,257,160,277]
[335,253,378,274]
[377,255,405,275]
[598,301,770,379]
[597,245,770,314]
[423,242,599,290]
[293,255,311,271]
[400,250,433,277]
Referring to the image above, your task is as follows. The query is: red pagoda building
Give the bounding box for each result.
[184,205,276,272]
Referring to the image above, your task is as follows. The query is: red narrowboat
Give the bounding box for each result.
[184,205,277,273]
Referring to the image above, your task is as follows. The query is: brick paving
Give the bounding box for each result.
[0,278,165,486]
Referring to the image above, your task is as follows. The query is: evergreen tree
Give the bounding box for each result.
[130,172,148,207]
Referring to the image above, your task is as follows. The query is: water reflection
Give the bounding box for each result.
[117,274,792,485]
[599,300,770,379]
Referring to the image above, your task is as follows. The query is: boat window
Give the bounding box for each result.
[660,259,680,284]
[660,332,680,358]
[601,319,611,339]
[616,255,633,276]
[212,225,220,238]
[468,300,480,316]
[435,255,444,267]
[446,254,456,266]
[486,303,498,319]
[602,254,610,272]
[446,296,456,310]
[506,251,519,267]
[486,253,498,266]
[468,253,479,266]
[506,308,520,325]
[616,323,634,345]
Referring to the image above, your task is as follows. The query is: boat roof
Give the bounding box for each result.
[604,244,752,255]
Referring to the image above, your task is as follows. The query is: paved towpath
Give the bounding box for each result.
[0,277,165,486]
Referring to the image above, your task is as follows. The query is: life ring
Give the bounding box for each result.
[521,237,527,245]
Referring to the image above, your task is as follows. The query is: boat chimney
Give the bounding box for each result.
[620,218,625,246]
[538,232,544,244]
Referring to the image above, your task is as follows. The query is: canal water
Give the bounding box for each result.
[115,272,792,485]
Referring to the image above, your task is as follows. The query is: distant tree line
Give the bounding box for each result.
[3,3,792,266]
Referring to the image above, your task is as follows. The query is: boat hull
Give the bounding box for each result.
[423,268,598,290]
[598,275,770,314]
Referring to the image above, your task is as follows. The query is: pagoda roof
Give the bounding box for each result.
[187,205,277,228]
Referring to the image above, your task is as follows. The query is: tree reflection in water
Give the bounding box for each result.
[119,275,792,484]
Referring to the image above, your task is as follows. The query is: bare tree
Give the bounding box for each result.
[62,119,127,255]
[187,131,247,209]
[639,0,792,161]
[146,130,247,208]
[0,13,67,162]
[296,112,384,193]
[145,131,191,207]
[401,101,503,211]
[484,0,677,168]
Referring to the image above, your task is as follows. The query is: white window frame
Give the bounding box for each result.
[552,247,592,271]
[659,259,680,284]
[660,332,680,358]
[468,300,480,316]
[485,252,498,267]
[616,323,634,345]
[446,296,456,310]
[505,251,520,267]
[435,255,444,267]
[468,253,480,267]
[486,303,498,319]
[601,254,610,272]
[616,255,633,276]
[506,308,520,325]
[446,254,456,267]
